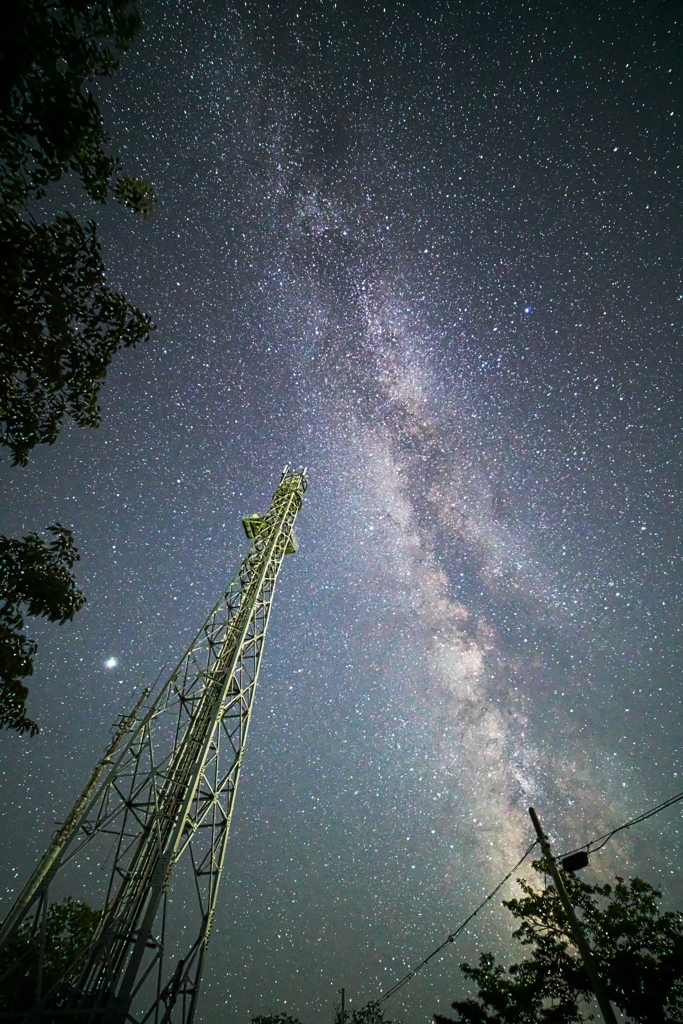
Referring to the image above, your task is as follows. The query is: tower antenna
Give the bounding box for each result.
[0,467,307,1024]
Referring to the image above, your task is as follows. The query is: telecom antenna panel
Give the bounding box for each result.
[0,467,307,1024]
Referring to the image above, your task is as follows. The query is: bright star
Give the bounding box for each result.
[105,658,118,669]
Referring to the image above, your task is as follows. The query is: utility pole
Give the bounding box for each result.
[528,808,617,1024]
[0,467,307,1024]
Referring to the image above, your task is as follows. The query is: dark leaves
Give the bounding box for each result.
[0,897,100,1011]
[253,1015,305,1024]
[0,209,153,465]
[0,1,156,465]
[0,0,142,205]
[114,176,156,219]
[0,2,155,735]
[437,866,683,1024]
[0,525,85,733]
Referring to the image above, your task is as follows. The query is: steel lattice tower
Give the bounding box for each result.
[0,467,307,1024]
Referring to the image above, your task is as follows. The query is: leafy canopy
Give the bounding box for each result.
[0,525,85,734]
[253,1015,306,1024]
[0,0,149,205]
[0,209,152,464]
[0,0,155,465]
[0,2,156,734]
[253,1000,392,1024]
[435,863,683,1024]
[0,897,100,1013]
[346,1003,391,1024]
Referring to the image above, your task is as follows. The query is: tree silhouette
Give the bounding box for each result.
[0,1,156,731]
[1,0,150,208]
[0,209,151,465]
[0,525,85,734]
[435,864,683,1024]
[253,1015,305,1024]
[347,1003,392,1024]
[253,1000,392,1024]
[0,0,155,464]
[0,897,99,1013]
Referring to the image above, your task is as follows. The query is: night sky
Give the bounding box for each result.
[1,1,682,1022]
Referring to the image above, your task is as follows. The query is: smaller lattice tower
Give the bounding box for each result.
[0,467,307,1024]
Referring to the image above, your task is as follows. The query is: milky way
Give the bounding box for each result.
[1,3,681,1023]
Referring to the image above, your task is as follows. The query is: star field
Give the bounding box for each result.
[0,2,682,1023]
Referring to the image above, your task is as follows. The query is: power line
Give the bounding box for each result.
[559,787,683,860]
[378,786,683,1006]
[377,839,538,1005]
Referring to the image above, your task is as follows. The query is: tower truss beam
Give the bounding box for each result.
[0,467,307,1024]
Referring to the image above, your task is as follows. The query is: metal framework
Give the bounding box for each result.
[0,467,307,1024]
